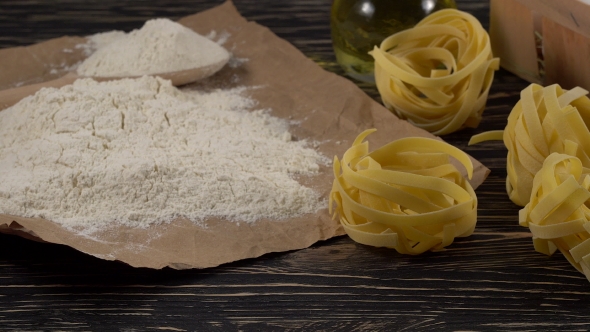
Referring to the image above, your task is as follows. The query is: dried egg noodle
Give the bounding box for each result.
[519,153,590,281]
[469,83,590,206]
[329,129,477,254]
[371,9,499,135]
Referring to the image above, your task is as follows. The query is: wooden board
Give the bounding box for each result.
[490,0,590,90]
[543,17,590,90]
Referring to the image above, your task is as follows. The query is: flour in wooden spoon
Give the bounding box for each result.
[0,76,325,232]
[77,18,230,77]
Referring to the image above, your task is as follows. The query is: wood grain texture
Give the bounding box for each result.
[2,0,590,331]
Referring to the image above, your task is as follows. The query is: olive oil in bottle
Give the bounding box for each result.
[331,0,456,83]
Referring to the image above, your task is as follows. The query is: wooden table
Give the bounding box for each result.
[1,1,589,330]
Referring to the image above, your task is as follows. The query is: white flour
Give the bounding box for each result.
[0,76,325,232]
[76,18,230,77]
[78,30,127,56]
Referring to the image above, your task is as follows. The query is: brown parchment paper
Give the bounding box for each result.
[0,1,490,269]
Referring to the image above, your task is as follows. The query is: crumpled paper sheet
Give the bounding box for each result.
[0,1,490,269]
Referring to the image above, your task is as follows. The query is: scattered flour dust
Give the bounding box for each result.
[76,18,230,77]
[0,76,326,233]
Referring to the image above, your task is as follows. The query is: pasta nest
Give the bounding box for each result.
[371,9,499,135]
[471,84,590,206]
[329,129,477,255]
[520,153,590,281]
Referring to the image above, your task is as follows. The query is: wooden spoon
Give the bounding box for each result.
[0,57,228,111]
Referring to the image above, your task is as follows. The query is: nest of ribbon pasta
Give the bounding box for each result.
[470,83,590,281]
[520,153,590,282]
[371,9,499,135]
[330,129,477,255]
[470,84,590,206]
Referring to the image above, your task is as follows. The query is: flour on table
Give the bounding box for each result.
[76,18,230,77]
[0,76,325,233]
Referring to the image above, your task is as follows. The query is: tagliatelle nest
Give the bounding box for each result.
[329,129,477,255]
[520,153,590,281]
[371,9,499,136]
[470,84,590,206]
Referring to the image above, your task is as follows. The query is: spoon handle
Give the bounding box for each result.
[0,72,79,111]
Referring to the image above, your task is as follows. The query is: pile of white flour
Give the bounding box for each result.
[77,18,230,77]
[0,76,325,232]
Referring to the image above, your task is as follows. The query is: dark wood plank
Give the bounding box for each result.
[2,0,590,330]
